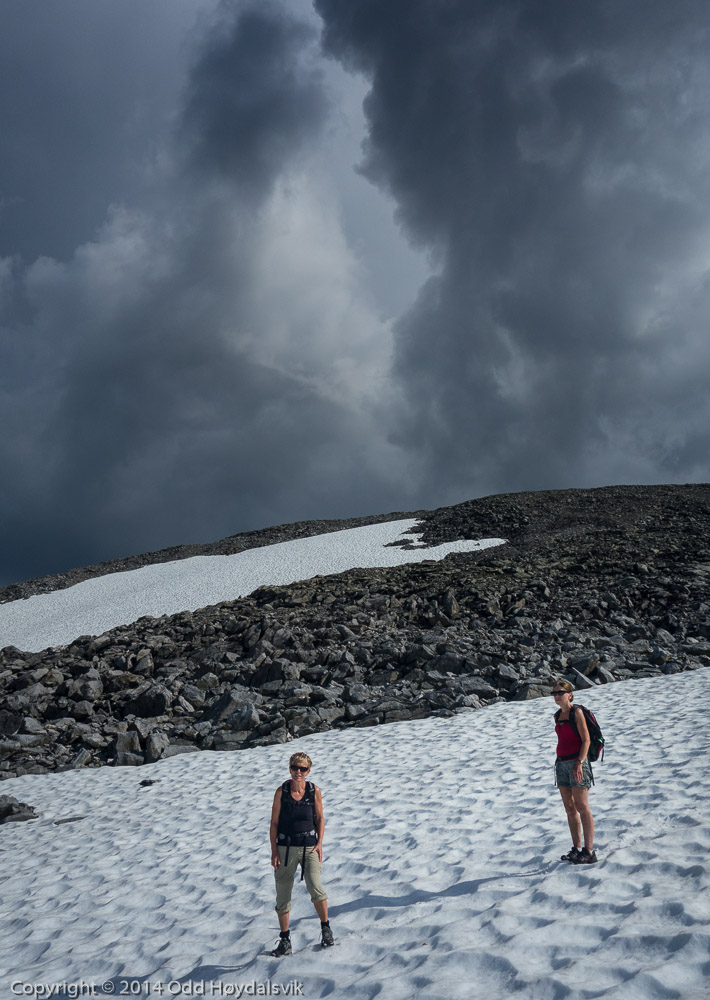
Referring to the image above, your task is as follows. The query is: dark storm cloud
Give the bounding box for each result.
[0,0,196,262]
[181,4,328,198]
[0,0,397,586]
[316,0,710,501]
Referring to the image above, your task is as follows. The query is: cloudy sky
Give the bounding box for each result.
[2,0,710,586]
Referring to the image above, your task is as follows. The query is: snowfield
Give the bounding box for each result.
[0,519,504,653]
[2,667,710,1000]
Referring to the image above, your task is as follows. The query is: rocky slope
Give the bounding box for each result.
[1,484,709,780]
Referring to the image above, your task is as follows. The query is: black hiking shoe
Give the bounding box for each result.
[271,934,292,957]
[573,848,598,865]
[560,846,582,862]
[320,922,335,947]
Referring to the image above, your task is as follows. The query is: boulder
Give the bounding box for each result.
[0,794,38,823]
[70,748,92,769]
[202,690,243,723]
[113,731,144,766]
[225,702,260,730]
[181,684,206,707]
[0,710,22,736]
[145,731,170,763]
[123,684,172,718]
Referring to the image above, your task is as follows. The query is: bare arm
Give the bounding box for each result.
[270,788,282,868]
[573,709,591,782]
[311,786,325,861]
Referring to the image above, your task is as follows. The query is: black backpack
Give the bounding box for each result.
[555,705,605,762]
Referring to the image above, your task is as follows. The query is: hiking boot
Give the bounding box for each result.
[560,846,582,862]
[320,922,335,947]
[270,934,292,957]
[573,848,598,865]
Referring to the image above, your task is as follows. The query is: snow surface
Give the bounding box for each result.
[0,519,505,653]
[2,668,710,1000]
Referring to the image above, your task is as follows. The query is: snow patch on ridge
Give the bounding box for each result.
[0,519,505,652]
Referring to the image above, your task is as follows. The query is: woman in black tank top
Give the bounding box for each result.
[268,752,334,954]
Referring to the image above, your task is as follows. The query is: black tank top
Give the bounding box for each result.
[276,781,317,846]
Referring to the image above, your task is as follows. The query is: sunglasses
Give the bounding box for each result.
[552,691,567,696]
[290,764,310,772]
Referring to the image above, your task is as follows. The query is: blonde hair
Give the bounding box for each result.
[289,752,312,769]
[554,679,574,699]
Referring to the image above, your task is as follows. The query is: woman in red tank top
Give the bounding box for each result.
[553,680,597,864]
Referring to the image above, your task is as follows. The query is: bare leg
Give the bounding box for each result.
[559,787,582,847]
[314,899,328,922]
[278,911,290,933]
[571,787,594,850]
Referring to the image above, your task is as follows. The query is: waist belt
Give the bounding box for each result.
[280,832,316,878]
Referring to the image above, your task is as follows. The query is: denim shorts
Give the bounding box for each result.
[555,758,592,789]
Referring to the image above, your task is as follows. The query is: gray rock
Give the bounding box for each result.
[344,703,368,720]
[71,700,95,719]
[145,731,170,763]
[181,684,206,707]
[682,640,710,656]
[463,679,500,698]
[88,635,113,655]
[162,744,200,758]
[569,652,600,675]
[124,684,172,718]
[225,702,260,730]
[432,651,466,674]
[442,591,460,618]
[70,748,93,768]
[0,710,23,736]
[571,669,596,689]
[78,676,103,701]
[626,639,654,655]
[129,718,155,742]
[196,672,220,690]
[655,628,676,645]
[5,682,51,713]
[511,682,550,701]
[22,717,46,735]
[10,733,48,747]
[114,731,142,756]
[0,794,39,823]
[316,705,344,724]
[202,690,243,722]
[212,730,250,748]
[133,651,155,675]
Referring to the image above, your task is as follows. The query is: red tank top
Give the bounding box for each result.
[556,713,582,759]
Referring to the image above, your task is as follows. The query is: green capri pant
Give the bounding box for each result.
[274,845,327,914]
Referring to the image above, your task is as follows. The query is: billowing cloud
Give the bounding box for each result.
[0,0,408,585]
[316,0,710,503]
